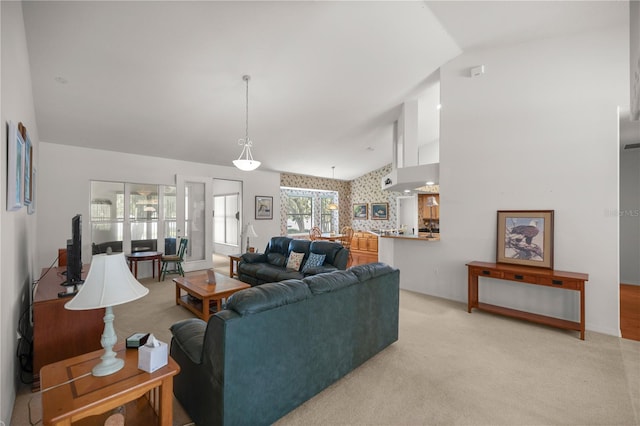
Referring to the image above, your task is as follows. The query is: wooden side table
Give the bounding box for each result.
[126,251,163,281]
[41,344,179,425]
[228,254,242,278]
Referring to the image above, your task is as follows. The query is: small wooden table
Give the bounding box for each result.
[229,254,242,278]
[319,233,344,241]
[126,251,163,281]
[41,344,179,426]
[174,272,250,321]
[467,261,588,339]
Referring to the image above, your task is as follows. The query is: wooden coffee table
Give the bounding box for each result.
[174,272,250,321]
[41,343,179,426]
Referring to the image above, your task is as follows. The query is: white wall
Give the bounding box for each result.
[37,143,281,273]
[620,148,640,285]
[0,1,39,422]
[385,27,627,336]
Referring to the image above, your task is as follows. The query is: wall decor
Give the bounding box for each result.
[23,128,33,205]
[255,196,273,220]
[27,168,36,215]
[7,121,24,211]
[353,203,368,220]
[371,202,388,220]
[497,210,554,269]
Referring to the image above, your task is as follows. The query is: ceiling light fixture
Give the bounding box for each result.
[328,166,339,210]
[233,75,261,171]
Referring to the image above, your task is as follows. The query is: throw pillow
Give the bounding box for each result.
[286,251,305,271]
[302,252,326,272]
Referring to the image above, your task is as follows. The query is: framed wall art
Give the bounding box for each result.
[23,127,33,205]
[371,202,388,220]
[497,210,554,269]
[255,196,273,220]
[7,121,24,211]
[353,203,367,220]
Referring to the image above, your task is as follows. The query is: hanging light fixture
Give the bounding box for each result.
[233,75,261,171]
[328,166,339,210]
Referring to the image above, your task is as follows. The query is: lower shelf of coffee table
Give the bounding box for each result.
[177,294,217,319]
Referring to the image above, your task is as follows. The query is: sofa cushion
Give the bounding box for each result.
[286,252,305,271]
[266,237,293,256]
[288,239,311,257]
[349,262,397,282]
[309,241,343,265]
[227,280,312,315]
[267,253,287,267]
[302,252,326,272]
[169,318,207,364]
[303,270,359,294]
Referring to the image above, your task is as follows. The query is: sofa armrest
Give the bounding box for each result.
[303,265,338,276]
[241,252,268,263]
[170,318,207,364]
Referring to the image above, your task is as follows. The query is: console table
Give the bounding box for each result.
[466,261,588,339]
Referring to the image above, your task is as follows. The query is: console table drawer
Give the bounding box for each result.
[502,272,537,284]
[470,267,503,279]
[537,277,580,290]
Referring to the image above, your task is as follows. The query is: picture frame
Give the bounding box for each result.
[255,196,273,220]
[371,202,389,220]
[24,128,33,205]
[6,121,24,211]
[27,168,36,215]
[353,203,368,220]
[497,210,554,269]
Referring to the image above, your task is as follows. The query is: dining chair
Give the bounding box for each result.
[161,238,188,280]
[339,227,354,260]
[310,227,321,241]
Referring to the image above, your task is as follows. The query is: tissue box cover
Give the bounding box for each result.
[138,340,168,373]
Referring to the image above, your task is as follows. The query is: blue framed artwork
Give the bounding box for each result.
[6,121,24,211]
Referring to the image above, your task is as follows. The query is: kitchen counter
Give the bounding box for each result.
[379,233,439,241]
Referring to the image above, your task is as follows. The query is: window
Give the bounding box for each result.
[214,193,239,245]
[287,196,312,235]
[282,188,338,235]
[320,197,333,233]
[91,181,175,254]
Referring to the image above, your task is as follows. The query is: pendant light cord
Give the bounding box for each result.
[244,75,250,144]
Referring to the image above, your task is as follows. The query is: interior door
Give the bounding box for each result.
[176,175,213,271]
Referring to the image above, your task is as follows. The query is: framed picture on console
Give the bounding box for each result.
[496,210,554,269]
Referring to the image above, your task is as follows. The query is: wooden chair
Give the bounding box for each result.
[161,238,188,280]
[310,227,321,241]
[339,227,354,259]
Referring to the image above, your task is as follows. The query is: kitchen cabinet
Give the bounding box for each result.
[351,232,378,253]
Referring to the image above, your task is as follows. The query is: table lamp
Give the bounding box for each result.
[65,251,149,376]
[426,196,439,238]
[245,223,258,253]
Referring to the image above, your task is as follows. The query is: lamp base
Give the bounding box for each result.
[92,356,124,377]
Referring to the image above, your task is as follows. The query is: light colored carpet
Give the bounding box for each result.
[12,264,640,425]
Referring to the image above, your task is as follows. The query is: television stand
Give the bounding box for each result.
[466,261,588,340]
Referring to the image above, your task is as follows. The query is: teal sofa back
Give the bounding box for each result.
[170,262,399,426]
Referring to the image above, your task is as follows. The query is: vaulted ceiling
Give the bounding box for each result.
[21,1,628,180]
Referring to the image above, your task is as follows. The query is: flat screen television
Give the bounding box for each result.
[60,214,83,296]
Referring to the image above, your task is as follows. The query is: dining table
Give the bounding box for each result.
[318,233,344,241]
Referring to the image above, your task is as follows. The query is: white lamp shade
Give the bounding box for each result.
[426,196,439,207]
[246,224,258,238]
[65,252,149,310]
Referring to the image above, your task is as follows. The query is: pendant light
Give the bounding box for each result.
[233,75,261,171]
[328,166,338,210]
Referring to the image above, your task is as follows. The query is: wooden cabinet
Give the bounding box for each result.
[420,194,440,220]
[32,266,104,391]
[351,232,378,253]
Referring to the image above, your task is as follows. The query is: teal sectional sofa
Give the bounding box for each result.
[170,262,399,426]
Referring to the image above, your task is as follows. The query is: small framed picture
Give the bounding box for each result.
[353,203,368,220]
[371,203,388,220]
[7,121,24,211]
[255,196,273,220]
[497,210,554,269]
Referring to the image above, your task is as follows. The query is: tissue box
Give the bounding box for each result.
[138,340,168,373]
